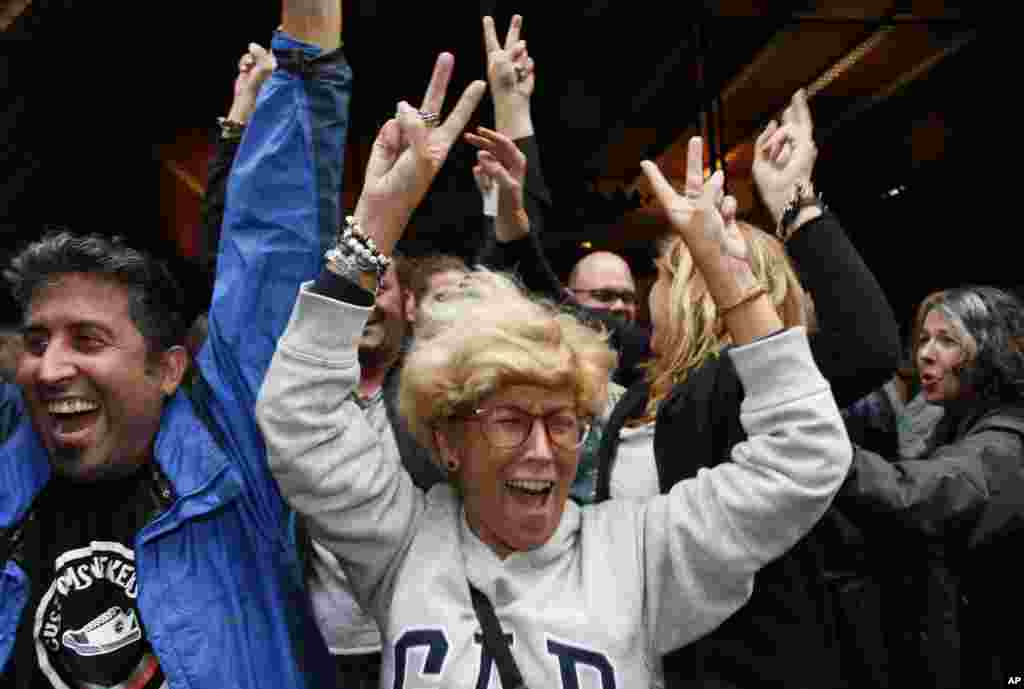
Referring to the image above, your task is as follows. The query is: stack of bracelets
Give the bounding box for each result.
[324,216,392,293]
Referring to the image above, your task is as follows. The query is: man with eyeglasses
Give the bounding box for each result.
[567,251,639,324]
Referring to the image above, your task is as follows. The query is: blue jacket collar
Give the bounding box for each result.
[0,391,242,536]
[141,391,244,542]
[152,392,233,496]
[0,420,50,531]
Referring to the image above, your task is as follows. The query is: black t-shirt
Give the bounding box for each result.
[22,466,168,689]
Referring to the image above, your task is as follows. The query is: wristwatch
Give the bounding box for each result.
[217,117,246,141]
[777,183,825,241]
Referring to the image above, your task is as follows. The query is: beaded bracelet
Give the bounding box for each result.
[324,246,379,294]
[324,216,392,292]
[340,215,391,273]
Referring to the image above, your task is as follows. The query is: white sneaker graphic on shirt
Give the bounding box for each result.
[62,606,142,657]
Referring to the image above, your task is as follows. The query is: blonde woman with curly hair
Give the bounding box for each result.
[256,56,853,687]
[592,91,902,689]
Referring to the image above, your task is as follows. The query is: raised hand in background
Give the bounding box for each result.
[353,53,487,256]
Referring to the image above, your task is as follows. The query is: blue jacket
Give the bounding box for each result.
[1,32,349,688]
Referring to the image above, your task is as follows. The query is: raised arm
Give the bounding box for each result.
[638,137,852,652]
[257,54,486,610]
[483,13,555,245]
[199,43,277,275]
[466,126,560,291]
[483,14,532,140]
[753,90,901,408]
[472,15,563,298]
[197,1,350,524]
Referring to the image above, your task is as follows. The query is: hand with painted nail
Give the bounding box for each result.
[465,126,529,241]
[483,14,535,139]
[753,89,818,224]
[353,52,487,256]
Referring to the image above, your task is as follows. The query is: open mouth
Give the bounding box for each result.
[505,479,555,499]
[47,398,100,437]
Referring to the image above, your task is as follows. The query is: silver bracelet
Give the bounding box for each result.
[325,247,377,293]
[324,216,392,292]
[338,216,391,272]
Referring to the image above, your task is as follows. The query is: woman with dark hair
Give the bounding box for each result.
[838,285,1024,688]
[843,290,949,462]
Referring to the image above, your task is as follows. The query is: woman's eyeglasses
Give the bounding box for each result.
[463,406,591,451]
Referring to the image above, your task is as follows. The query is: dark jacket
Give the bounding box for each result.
[197,127,242,279]
[839,401,1024,689]
[594,212,902,689]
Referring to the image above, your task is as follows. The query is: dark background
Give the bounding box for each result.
[0,2,1002,340]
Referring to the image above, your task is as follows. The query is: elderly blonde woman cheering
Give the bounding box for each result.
[256,50,852,689]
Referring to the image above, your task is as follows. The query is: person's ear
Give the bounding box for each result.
[434,428,462,474]
[157,345,189,396]
[404,292,418,325]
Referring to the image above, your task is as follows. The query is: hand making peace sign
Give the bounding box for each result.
[353,53,487,256]
[483,14,535,139]
[642,138,782,343]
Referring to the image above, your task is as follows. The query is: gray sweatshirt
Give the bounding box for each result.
[256,285,852,689]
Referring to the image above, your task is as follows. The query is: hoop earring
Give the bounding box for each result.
[446,459,460,473]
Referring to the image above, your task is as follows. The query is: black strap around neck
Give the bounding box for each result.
[468,582,527,689]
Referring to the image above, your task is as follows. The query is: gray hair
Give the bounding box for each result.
[923,287,1024,402]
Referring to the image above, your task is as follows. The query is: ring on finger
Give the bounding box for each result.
[417,111,441,128]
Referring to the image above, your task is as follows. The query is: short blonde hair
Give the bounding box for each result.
[399,269,617,462]
[644,222,807,419]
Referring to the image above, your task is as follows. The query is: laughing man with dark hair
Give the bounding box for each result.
[0,1,352,686]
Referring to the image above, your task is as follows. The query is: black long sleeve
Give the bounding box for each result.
[473,136,563,299]
[790,212,902,409]
[197,134,242,275]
